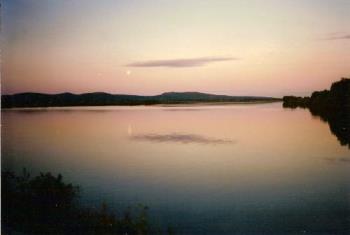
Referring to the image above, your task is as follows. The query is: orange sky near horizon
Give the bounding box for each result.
[2,0,350,97]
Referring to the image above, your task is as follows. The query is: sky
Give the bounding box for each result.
[1,0,350,96]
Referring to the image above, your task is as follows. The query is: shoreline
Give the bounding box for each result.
[1,100,282,110]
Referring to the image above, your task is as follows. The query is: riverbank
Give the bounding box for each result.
[283,77,350,148]
[2,170,172,235]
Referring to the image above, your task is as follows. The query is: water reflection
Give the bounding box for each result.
[323,157,350,164]
[308,108,350,148]
[2,103,349,235]
[283,105,350,148]
[131,133,235,145]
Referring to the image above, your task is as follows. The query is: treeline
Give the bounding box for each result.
[1,91,280,108]
[2,169,173,235]
[283,78,350,111]
[282,96,310,108]
[283,78,350,148]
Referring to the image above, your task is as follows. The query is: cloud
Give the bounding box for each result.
[126,56,238,68]
[322,33,350,40]
[130,133,235,145]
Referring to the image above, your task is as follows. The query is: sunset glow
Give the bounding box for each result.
[2,0,350,96]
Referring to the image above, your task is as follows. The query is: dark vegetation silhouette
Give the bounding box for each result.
[283,78,350,148]
[1,91,280,108]
[2,169,172,235]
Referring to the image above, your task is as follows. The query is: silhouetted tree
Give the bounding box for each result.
[283,78,350,148]
[2,169,159,235]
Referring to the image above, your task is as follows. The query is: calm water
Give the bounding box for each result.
[2,103,350,234]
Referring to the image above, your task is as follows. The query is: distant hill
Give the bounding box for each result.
[1,91,280,108]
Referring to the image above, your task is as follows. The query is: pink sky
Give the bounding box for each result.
[2,0,350,97]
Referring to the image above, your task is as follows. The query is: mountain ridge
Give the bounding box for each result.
[1,91,280,108]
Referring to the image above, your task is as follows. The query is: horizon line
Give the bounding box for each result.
[1,90,282,98]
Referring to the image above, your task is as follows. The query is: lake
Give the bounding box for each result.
[2,102,350,234]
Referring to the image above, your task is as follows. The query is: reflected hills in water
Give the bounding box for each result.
[283,78,350,148]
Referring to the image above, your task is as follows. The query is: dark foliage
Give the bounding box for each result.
[283,78,350,148]
[283,96,310,108]
[1,92,280,108]
[2,169,155,235]
[309,107,350,148]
